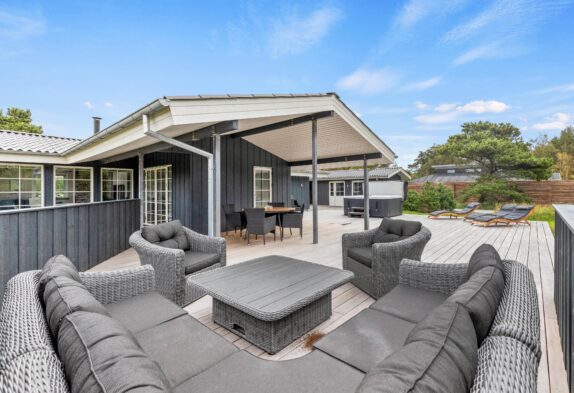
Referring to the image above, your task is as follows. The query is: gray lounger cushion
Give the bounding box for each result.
[448,266,505,344]
[58,311,170,393]
[135,314,238,386]
[184,251,220,275]
[356,302,477,393]
[105,291,187,334]
[467,244,504,277]
[370,284,448,323]
[313,309,415,372]
[175,350,364,393]
[44,276,110,339]
[39,255,81,297]
[141,219,190,250]
[347,247,373,267]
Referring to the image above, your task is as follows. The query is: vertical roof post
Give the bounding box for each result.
[363,155,370,230]
[212,128,221,237]
[312,118,318,244]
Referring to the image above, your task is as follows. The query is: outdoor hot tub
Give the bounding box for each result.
[343,195,403,218]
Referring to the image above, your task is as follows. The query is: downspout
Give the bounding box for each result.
[142,114,215,237]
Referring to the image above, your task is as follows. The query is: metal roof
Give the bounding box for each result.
[0,130,81,155]
[312,167,410,181]
[410,173,480,183]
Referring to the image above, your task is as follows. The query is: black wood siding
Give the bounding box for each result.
[0,199,140,296]
[290,176,310,209]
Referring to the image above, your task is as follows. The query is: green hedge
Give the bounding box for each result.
[404,183,456,213]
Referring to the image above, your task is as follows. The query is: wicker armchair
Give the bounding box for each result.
[342,222,431,299]
[129,221,226,306]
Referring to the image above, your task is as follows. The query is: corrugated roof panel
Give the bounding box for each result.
[0,130,81,154]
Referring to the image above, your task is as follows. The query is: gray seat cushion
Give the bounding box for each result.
[39,255,81,297]
[467,244,504,277]
[141,219,190,250]
[175,350,364,393]
[135,314,238,386]
[370,284,448,323]
[105,291,187,334]
[313,309,415,372]
[43,276,110,339]
[184,251,220,275]
[372,218,421,244]
[356,302,477,393]
[58,311,170,393]
[347,247,373,268]
[447,266,505,345]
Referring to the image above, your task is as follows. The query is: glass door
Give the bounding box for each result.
[144,165,172,224]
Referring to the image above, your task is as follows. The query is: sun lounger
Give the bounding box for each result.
[471,205,534,226]
[428,202,480,219]
[464,204,517,222]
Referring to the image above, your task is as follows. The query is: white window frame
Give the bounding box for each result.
[144,165,172,225]
[253,166,273,208]
[53,166,94,205]
[0,163,44,210]
[100,168,134,201]
[352,180,364,196]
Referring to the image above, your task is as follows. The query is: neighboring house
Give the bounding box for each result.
[411,164,561,184]
[305,166,410,207]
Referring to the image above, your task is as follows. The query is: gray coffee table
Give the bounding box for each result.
[188,255,354,354]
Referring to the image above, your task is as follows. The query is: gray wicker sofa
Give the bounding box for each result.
[129,220,226,306]
[0,244,540,393]
[342,218,432,298]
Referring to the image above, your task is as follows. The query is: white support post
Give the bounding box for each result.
[363,155,370,230]
[138,152,144,228]
[312,118,318,244]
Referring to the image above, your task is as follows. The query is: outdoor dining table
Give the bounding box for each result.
[237,206,296,241]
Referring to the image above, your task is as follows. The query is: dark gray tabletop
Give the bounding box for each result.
[188,255,354,321]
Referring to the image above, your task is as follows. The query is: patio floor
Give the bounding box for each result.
[93,207,567,393]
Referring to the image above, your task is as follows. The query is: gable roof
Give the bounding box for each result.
[0,130,81,155]
[311,166,411,181]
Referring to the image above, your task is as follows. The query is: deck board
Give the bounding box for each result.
[94,207,567,392]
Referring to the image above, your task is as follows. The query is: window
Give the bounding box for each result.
[329,182,345,196]
[352,181,364,196]
[54,166,93,205]
[144,165,172,225]
[254,166,272,207]
[101,168,133,201]
[0,163,43,210]
[447,169,455,174]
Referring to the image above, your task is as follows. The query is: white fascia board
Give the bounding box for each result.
[0,152,69,164]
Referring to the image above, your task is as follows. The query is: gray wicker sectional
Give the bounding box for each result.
[0,243,540,392]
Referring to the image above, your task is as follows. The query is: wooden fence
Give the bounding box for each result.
[409,180,574,204]
[0,199,140,295]
[554,205,574,391]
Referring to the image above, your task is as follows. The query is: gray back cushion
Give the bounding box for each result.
[58,311,171,393]
[373,218,421,244]
[39,255,81,298]
[141,219,190,250]
[447,266,505,345]
[356,302,477,393]
[467,244,504,277]
[43,276,110,340]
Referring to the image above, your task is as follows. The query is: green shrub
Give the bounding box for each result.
[459,177,529,208]
[404,182,456,213]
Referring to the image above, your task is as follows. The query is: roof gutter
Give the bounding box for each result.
[62,97,171,155]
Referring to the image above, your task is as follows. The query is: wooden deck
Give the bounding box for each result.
[93,207,568,392]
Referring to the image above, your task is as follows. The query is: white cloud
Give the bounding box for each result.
[104,102,113,108]
[337,67,401,95]
[415,100,510,124]
[534,83,574,94]
[532,113,572,131]
[435,103,457,112]
[394,0,468,29]
[458,100,510,114]
[0,10,45,40]
[415,101,430,110]
[83,101,93,109]
[269,7,343,57]
[402,76,441,92]
[453,42,501,65]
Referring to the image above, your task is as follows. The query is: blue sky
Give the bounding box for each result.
[1,0,573,167]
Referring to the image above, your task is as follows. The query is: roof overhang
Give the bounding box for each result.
[0,94,397,168]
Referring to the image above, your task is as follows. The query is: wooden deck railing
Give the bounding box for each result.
[555,204,574,391]
[0,199,140,295]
